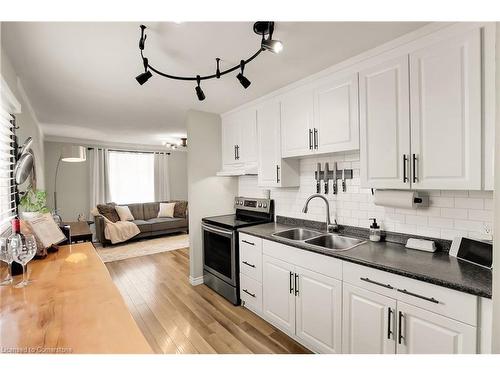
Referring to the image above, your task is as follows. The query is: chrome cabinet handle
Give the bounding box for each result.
[313,128,318,149]
[236,145,240,160]
[398,311,404,344]
[289,271,294,294]
[397,288,439,304]
[242,260,255,268]
[276,165,280,183]
[360,277,394,290]
[234,145,237,160]
[294,273,299,296]
[242,289,256,298]
[387,307,393,339]
[412,154,418,183]
[309,129,313,150]
[403,154,408,183]
[241,239,255,246]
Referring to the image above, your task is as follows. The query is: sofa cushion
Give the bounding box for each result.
[147,217,188,232]
[97,204,120,223]
[143,202,160,220]
[128,203,144,220]
[132,219,152,233]
[173,201,188,218]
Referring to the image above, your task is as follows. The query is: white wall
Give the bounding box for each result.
[239,151,494,241]
[44,140,188,221]
[186,110,237,284]
[1,45,45,190]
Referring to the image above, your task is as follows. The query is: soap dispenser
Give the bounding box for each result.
[369,218,381,242]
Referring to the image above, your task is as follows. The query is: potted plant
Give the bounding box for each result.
[19,188,50,220]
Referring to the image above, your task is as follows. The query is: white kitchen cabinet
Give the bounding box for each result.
[359,55,411,189]
[342,283,397,354]
[262,255,296,336]
[295,266,342,354]
[256,99,300,187]
[397,301,477,354]
[409,28,481,190]
[280,85,314,158]
[220,106,257,171]
[313,72,359,154]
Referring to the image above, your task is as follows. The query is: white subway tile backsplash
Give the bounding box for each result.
[238,151,493,240]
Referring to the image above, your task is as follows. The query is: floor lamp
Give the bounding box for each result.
[53,145,87,222]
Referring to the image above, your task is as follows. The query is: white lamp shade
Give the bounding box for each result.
[61,145,86,162]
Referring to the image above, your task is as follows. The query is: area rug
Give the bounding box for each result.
[95,233,189,263]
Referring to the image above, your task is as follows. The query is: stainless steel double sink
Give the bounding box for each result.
[272,228,365,252]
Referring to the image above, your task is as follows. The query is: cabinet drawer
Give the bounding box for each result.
[263,239,342,280]
[343,261,478,326]
[239,234,262,282]
[240,273,262,313]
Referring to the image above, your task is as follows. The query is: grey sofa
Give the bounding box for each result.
[95,201,188,247]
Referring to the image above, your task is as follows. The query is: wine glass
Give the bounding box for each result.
[11,234,37,288]
[0,237,13,286]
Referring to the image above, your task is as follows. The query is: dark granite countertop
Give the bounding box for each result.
[238,222,492,298]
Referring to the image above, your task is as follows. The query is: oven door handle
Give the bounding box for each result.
[201,223,234,236]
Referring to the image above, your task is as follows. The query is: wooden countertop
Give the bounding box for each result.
[0,242,152,354]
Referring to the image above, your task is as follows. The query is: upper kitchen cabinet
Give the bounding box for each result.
[280,71,360,158]
[257,99,300,187]
[280,85,314,158]
[359,55,411,189]
[409,28,481,190]
[220,106,258,172]
[360,26,485,190]
[313,72,359,154]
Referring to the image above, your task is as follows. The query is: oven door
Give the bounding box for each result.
[202,223,237,286]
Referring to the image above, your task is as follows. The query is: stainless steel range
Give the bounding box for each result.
[202,196,274,305]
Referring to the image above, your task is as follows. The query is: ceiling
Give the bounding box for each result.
[2,22,426,146]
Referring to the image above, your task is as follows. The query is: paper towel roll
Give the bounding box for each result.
[373,190,417,209]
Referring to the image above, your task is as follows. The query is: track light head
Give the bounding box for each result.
[136,70,152,85]
[236,60,251,89]
[261,38,283,53]
[195,75,205,101]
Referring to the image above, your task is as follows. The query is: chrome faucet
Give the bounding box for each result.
[302,194,338,232]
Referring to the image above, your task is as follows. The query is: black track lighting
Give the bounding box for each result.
[260,22,283,53]
[216,58,221,79]
[195,75,205,101]
[139,25,147,50]
[135,57,152,85]
[236,60,251,89]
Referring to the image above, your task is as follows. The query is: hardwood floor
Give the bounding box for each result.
[105,248,311,354]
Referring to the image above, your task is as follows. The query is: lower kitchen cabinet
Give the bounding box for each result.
[342,283,397,354]
[295,266,342,354]
[262,255,296,336]
[397,301,477,354]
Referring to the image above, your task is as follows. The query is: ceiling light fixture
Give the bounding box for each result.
[236,60,251,89]
[135,21,283,100]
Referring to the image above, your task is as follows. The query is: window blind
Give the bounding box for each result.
[0,106,16,233]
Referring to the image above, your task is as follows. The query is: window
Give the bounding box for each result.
[0,109,16,233]
[108,151,154,204]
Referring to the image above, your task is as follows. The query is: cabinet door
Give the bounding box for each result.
[237,107,258,164]
[397,301,477,354]
[409,29,481,190]
[262,255,295,336]
[295,266,342,353]
[257,100,281,187]
[342,283,397,354]
[280,86,314,158]
[221,114,241,168]
[313,72,359,154]
[359,55,411,189]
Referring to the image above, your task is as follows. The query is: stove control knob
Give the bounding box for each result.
[258,202,263,208]
[239,200,243,205]
[235,201,239,205]
[263,203,268,208]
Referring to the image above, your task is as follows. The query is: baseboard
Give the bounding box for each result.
[189,275,204,286]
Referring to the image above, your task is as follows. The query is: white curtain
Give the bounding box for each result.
[154,152,170,201]
[88,148,110,211]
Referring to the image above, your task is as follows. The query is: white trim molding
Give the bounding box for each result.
[189,275,204,286]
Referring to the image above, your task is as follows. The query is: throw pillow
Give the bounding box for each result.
[97,204,120,223]
[173,201,188,218]
[158,202,175,218]
[115,205,135,221]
